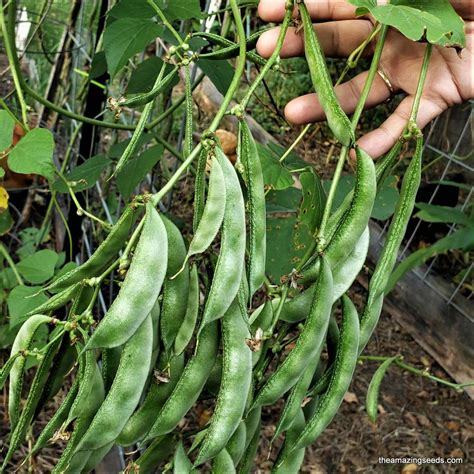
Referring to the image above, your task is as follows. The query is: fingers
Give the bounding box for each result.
[284,71,392,124]
[258,0,357,22]
[357,95,447,158]
[257,20,374,59]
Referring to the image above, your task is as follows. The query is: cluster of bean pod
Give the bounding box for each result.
[0,4,426,473]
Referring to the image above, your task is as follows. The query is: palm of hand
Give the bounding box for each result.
[256,1,473,158]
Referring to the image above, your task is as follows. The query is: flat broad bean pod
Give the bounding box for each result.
[85,202,167,350]
[212,449,236,473]
[160,216,190,355]
[173,440,195,473]
[288,295,360,454]
[130,434,177,474]
[199,147,246,330]
[144,321,219,440]
[238,120,266,300]
[45,205,137,293]
[299,1,354,146]
[74,314,153,453]
[226,421,247,466]
[252,258,333,408]
[359,136,423,351]
[195,300,252,465]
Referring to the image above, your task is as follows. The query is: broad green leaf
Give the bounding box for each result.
[16,227,44,259]
[415,203,472,227]
[257,144,293,190]
[0,208,13,235]
[267,143,308,171]
[7,285,48,326]
[198,59,235,96]
[55,261,78,280]
[117,145,163,197]
[108,0,155,20]
[372,176,399,221]
[104,18,163,78]
[52,155,111,193]
[90,51,108,79]
[8,128,55,180]
[17,249,59,284]
[127,57,178,95]
[386,227,474,293]
[0,111,15,152]
[0,324,17,348]
[108,134,153,158]
[266,188,301,213]
[299,169,326,232]
[323,175,356,212]
[162,0,201,20]
[349,0,465,48]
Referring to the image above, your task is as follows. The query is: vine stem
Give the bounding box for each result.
[0,242,24,285]
[359,355,474,390]
[147,0,184,46]
[409,43,432,127]
[239,0,294,111]
[316,24,389,248]
[0,0,29,128]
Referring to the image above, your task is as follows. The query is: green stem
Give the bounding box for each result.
[279,123,312,163]
[317,25,389,246]
[359,355,474,390]
[239,0,294,110]
[147,0,183,46]
[409,43,432,126]
[0,242,24,285]
[0,0,29,128]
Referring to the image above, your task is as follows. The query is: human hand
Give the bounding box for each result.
[257,1,474,158]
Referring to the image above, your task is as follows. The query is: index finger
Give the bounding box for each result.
[258,0,358,23]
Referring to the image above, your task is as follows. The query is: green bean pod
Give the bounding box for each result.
[359,136,423,351]
[161,216,190,355]
[0,352,21,391]
[74,314,153,452]
[52,349,105,473]
[175,264,200,355]
[145,321,219,440]
[366,356,398,422]
[132,434,177,474]
[326,313,340,367]
[226,421,247,466]
[272,353,319,442]
[184,156,226,268]
[16,283,81,327]
[80,441,114,473]
[237,415,261,474]
[238,120,266,300]
[194,28,269,54]
[85,203,167,350]
[117,352,185,446]
[173,440,194,473]
[199,147,246,330]
[252,258,333,408]
[121,65,179,108]
[323,147,375,269]
[288,295,360,453]
[31,376,80,455]
[272,408,306,474]
[8,314,53,429]
[195,300,252,465]
[1,331,64,470]
[45,206,137,293]
[193,147,209,231]
[299,2,354,146]
[212,449,236,473]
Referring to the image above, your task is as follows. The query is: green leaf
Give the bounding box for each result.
[108,0,155,20]
[127,57,178,95]
[299,168,326,233]
[108,134,153,159]
[0,111,15,152]
[267,143,308,171]
[349,0,465,48]
[0,208,13,236]
[117,145,163,197]
[257,144,293,190]
[7,285,48,326]
[198,59,235,96]
[8,128,55,180]
[372,176,400,221]
[104,18,163,78]
[52,155,111,193]
[415,203,472,227]
[266,188,301,213]
[90,51,108,79]
[163,0,201,20]
[17,249,59,284]
[323,175,356,212]
[386,227,474,293]
[16,227,44,259]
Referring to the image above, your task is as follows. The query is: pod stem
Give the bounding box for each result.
[147,0,184,46]
[316,25,389,249]
[359,355,474,391]
[409,43,433,127]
